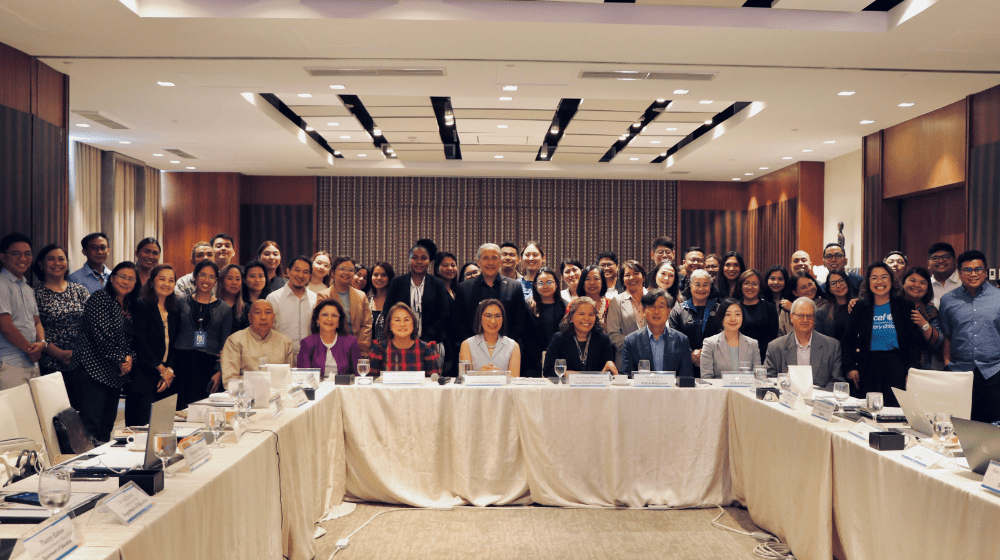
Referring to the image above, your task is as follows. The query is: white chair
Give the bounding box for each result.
[906,368,974,419]
[0,383,46,451]
[28,372,74,464]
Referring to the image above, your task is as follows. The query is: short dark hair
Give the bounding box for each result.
[0,233,31,254]
[822,268,858,304]
[957,250,988,270]
[719,297,742,315]
[194,260,220,281]
[459,262,479,283]
[576,264,607,298]
[190,241,213,260]
[652,237,675,251]
[733,269,764,302]
[136,237,160,254]
[311,299,350,335]
[823,242,845,255]
[141,264,178,311]
[885,250,908,264]
[597,251,619,265]
[684,246,704,259]
[500,241,519,253]
[618,260,646,286]
[414,239,438,262]
[211,233,234,246]
[33,244,67,281]
[560,258,584,274]
[472,298,507,336]
[287,255,312,275]
[928,242,955,259]
[81,232,108,250]
[384,303,419,341]
[640,288,674,309]
[901,267,934,306]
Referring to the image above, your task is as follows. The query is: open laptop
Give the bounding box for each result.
[953,417,1000,475]
[73,394,178,474]
[891,387,935,438]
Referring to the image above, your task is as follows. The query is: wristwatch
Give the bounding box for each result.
[41,339,48,349]
[922,323,931,332]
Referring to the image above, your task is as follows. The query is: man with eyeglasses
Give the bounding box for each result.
[0,233,44,388]
[650,237,675,267]
[764,297,845,390]
[68,232,112,293]
[677,246,705,293]
[174,241,216,297]
[939,250,1000,423]
[820,243,862,291]
[927,242,960,308]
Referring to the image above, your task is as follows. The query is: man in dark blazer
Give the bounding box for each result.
[764,297,845,390]
[454,243,528,343]
[384,242,451,345]
[621,290,693,377]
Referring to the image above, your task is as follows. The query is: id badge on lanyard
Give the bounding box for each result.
[194,318,207,349]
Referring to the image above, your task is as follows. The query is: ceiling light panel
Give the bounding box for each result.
[632,136,685,148]
[452,109,555,121]
[638,122,701,136]
[337,149,386,159]
[289,105,352,117]
[662,100,734,112]
[372,117,441,133]
[305,118,366,132]
[275,93,345,106]
[461,152,537,163]
[322,132,374,143]
[563,120,635,136]
[456,119,552,135]
[573,110,649,122]
[578,99,654,112]
[386,143,442,151]
[365,106,436,118]
[450,97,558,110]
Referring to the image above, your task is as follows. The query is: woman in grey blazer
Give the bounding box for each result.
[701,298,761,378]
[607,260,647,367]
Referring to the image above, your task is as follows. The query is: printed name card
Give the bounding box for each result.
[568,373,611,387]
[179,434,211,471]
[269,395,285,419]
[902,444,946,468]
[779,390,798,409]
[23,513,81,560]
[510,377,551,386]
[289,388,309,407]
[633,373,676,387]
[722,373,753,387]
[464,375,507,387]
[848,420,881,441]
[811,399,837,422]
[103,483,155,525]
[381,371,425,385]
[982,461,1000,495]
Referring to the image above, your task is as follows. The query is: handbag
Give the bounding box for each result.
[1,441,43,487]
[52,408,96,455]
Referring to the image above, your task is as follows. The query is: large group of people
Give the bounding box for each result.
[1,229,997,444]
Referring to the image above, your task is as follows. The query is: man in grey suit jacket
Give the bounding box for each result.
[764,297,845,390]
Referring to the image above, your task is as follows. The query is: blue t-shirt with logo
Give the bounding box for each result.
[870,302,899,351]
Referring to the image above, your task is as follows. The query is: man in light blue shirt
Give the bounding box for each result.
[67,232,112,294]
[0,233,45,388]
[939,249,1000,423]
[620,290,693,377]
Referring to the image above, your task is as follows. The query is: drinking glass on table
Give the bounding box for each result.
[207,407,227,448]
[777,372,791,392]
[933,413,954,454]
[739,361,752,375]
[357,358,370,378]
[554,359,567,383]
[37,469,71,520]
[154,431,178,478]
[833,382,850,412]
[754,366,769,388]
[866,392,884,419]
[227,378,241,398]
[638,360,650,373]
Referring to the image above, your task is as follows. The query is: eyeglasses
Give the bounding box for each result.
[537,280,556,287]
[742,282,760,289]
[791,313,815,321]
[824,253,845,260]
[598,263,616,269]
[335,266,355,273]
[115,274,136,283]
[197,273,217,280]
[961,267,986,275]
[929,254,953,262]
[828,279,847,287]
[654,249,672,257]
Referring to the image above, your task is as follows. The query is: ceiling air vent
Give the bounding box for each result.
[646,72,717,81]
[669,171,691,174]
[305,67,446,77]
[580,71,717,81]
[163,148,197,159]
[71,110,130,129]
[306,166,326,170]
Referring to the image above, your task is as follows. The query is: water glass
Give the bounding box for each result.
[227,378,241,398]
[357,358,371,377]
[832,382,850,411]
[933,412,954,454]
[154,431,178,478]
[207,408,227,448]
[554,359,567,382]
[638,360,651,372]
[777,372,791,392]
[754,365,769,388]
[37,469,71,519]
[739,361,752,375]
[866,392,884,417]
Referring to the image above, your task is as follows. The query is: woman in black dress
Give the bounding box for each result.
[174,260,232,408]
[128,264,180,426]
[543,296,618,376]
[735,269,778,362]
[523,267,567,377]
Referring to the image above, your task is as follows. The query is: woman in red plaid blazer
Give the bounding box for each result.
[369,302,440,377]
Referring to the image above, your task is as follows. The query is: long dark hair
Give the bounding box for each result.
[858,262,900,303]
[434,252,458,294]
[256,240,284,278]
[790,270,822,301]
[647,260,680,303]
[141,263,178,311]
[717,251,746,298]
[822,268,858,305]
[531,267,565,317]
[576,265,607,298]
[32,244,68,282]
[764,265,791,302]
[311,299,350,335]
[216,264,245,319]
[242,259,271,301]
[371,261,396,296]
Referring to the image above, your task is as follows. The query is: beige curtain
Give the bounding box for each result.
[142,166,162,245]
[110,161,138,267]
[68,141,102,271]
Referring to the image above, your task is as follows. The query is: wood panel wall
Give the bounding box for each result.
[899,187,966,264]
[161,172,241,275]
[968,83,1000,270]
[883,100,967,198]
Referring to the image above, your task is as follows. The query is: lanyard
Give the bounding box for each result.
[575,333,592,364]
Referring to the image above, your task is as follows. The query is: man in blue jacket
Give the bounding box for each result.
[621,289,693,377]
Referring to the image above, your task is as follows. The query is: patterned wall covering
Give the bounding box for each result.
[241,204,314,266]
[681,200,797,273]
[316,176,678,275]
[969,141,1000,266]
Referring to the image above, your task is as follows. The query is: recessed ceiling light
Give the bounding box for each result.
[619,135,628,141]
[550,126,559,134]
[651,140,661,144]
[330,85,345,90]
[153,153,163,157]
[503,85,517,91]
[340,135,351,139]
[732,178,741,181]
[497,125,508,129]
[119,141,131,144]
[499,97,513,101]
[782,156,793,160]
[186,166,196,170]
[759,167,769,170]
[446,121,454,126]
[358,154,367,157]
[298,93,312,98]
[632,122,642,128]
[860,120,875,124]
[704,120,712,125]
[386,148,393,153]
[660,152,666,157]
[334,150,341,155]
[745,173,754,176]
[372,128,382,136]
[898,102,915,107]
[75,123,90,127]
[629,158,639,161]
[495,155,504,159]
[823,140,836,144]
[839,91,856,96]
[802,149,813,152]
[305,126,314,131]
[327,122,339,126]
[157,81,175,87]
[656,98,666,103]
[540,153,548,158]
[170,160,180,164]
[673,89,689,95]
[699,100,713,105]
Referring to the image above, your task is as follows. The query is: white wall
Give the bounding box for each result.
[823,150,864,269]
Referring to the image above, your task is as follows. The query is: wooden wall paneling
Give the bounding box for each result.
[33,61,67,128]
[0,42,32,114]
[968,84,1000,267]
[748,164,799,207]
[0,106,32,239]
[970,84,1000,149]
[31,116,68,249]
[899,187,966,265]
[862,132,883,266]
[161,172,241,273]
[797,161,826,263]
[883,99,967,198]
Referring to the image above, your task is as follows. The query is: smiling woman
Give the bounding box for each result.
[33,244,90,376]
[459,299,520,376]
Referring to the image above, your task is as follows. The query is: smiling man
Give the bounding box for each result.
[267,255,317,357]
[927,242,960,307]
[0,233,44,388]
[764,297,844,390]
[68,232,112,294]
[212,233,236,268]
[220,300,294,384]
[455,243,528,343]
[175,241,216,298]
[620,290,692,377]
[821,243,863,291]
[499,241,523,281]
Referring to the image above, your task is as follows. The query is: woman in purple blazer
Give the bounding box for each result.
[297,298,361,376]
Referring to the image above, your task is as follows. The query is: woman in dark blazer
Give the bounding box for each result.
[543,296,618,376]
[127,264,180,426]
[384,242,452,346]
[842,262,925,406]
[523,268,567,377]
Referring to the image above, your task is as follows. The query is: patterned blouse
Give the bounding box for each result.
[34,282,89,372]
[71,289,135,389]
[369,338,440,376]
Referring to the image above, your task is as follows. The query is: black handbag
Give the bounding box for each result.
[52,408,96,454]
[6,449,41,485]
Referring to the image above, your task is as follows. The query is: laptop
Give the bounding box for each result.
[891,387,935,437]
[953,417,1000,475]
[74,394,178,473]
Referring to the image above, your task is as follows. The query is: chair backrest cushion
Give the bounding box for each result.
[0,383,45,449]
[907,368,974,419]
[28,373,73,463]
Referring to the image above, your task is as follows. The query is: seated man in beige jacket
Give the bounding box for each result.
[221,300,294,385]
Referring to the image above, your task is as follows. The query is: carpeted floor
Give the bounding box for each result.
[315,502,770,560]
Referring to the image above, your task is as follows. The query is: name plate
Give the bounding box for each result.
[289,388,309,407]
[269,395,285,419]
[848,419,881,441]
[779,390,798,409]
[104,483,155,525]
[633,373,676,387]
[180,434,211,471]
[23,513,81,560]
[982,460,1000,495]
[902,444,946,468]
[510,377,551,386]
[464,375,507,386]
[568,372,611,387]
[722,373,754,387]
[811,399,837,422]
[381,371,425,385]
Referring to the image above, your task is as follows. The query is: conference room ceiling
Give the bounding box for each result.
[2,0,999,180]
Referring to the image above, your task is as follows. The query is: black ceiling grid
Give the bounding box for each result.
[743,0,905,9]
[337,95,395,158]
[430,97,462,160]
[536,99,581,162]
[650,101,751,164]
[598,99,672,163]
[259,93,344,159]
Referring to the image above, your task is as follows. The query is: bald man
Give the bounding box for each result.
[789,250,813,276]
[221,300,294,385]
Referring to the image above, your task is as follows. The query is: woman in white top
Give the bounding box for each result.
[459,298,520,376]
[308,251,332,293]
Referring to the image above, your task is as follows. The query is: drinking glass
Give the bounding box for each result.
[257,357,268,371]
[37,469,71,520]
[739,361,752,375]
[754,365,769,389]
[777,372,791,392]
[833,382,850,411]
[227,378,241,398]
[207,408,227,448]
[554,359,567,383]
[933,412,954,454]
[243,386,256,421]
[357,358,371,378]
[866,392,884,419]
[154,431,178,478]
[436,343,446,370]
[638,360,650,373]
